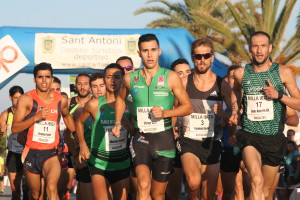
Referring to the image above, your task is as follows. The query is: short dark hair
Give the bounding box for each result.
[75,73,90,84]
[170,58,190,71]
[116,56,133,66]
[138,34,159,49]
[104,63,125,76]
[287,129,296,136]
[90,72,105,86]
[227,65,241,76]
[249,31,271,45]
[52,76,61,85]
[9,86,24,96]
[60,92,68,98]
[33,62,53,77]
[191,37,214,56]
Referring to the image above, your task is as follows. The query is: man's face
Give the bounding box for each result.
[249,34,272,65]
[75,76,90,98]
[91,78,106,98]
[192,45,214,74]
[50,82,61,93]
[138,40,161,69]
[174,63,191,78]
[104,68,123,93]
[117,59,134,74]
[34,70,53,92]
[10,92,22,108]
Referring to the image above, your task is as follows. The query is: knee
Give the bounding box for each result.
[251,174,264,189]
[186,178,200,192]
[137,179,151,192]
[30,191,40,200]
[46,183,57,193]
[151,190,165,199]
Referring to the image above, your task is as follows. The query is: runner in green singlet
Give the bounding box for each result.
[229,31,300,200]
[77,64,133,200]
[112,34,193,200]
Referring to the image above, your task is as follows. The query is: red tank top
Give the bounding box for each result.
[25,90,62,150]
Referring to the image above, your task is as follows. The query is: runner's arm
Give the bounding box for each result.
[280,66,300,110]
[112,74,130,138]
[12,94,45,133]
[285,106,299,126]
[162,71,193,118]
[75,99,96,162]
[229,68,244,126]
[0,110,8,139]
[61,96,75,133]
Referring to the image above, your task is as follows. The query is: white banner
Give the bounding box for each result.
[35,33,141,69]
[0,35,29,84]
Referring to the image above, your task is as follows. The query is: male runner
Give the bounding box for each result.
[166,58,192,200]
[65,73,93,200]
[177,37,232,200]
[116,56,135,74]
[90,72,106,98]
[11,62,75,200]
[112,33,192,200]
[0,86,27,200]
[229,31,300,200]
[78,64,133,200]
[170,58,192,78]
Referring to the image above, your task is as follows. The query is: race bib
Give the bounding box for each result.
[137,107,164,133]
[188,113,215,140]
[105,126,127,151]
[32,121,57,143]
[247,95,274,121]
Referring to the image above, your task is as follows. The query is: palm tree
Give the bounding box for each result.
[134,0,226,39]
[136,0,300,65]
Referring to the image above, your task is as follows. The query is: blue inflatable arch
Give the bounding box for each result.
[0,26,227,89]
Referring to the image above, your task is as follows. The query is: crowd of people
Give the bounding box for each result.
[0,31,299,200]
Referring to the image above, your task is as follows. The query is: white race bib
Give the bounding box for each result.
[188,113,215,140]
[105,126,127,151]
[137,107,164,133]
[32,121,57,143]
[247,95,274,121]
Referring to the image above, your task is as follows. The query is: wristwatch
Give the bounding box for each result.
[277,91,284,100]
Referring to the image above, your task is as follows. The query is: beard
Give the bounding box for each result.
[77,90,90,98]
[194,64,210,74]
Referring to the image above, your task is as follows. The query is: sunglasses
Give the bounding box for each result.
[122,66,133,71]
[193,53,213,60]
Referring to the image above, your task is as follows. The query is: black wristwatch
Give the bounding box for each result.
[277,91,284,100]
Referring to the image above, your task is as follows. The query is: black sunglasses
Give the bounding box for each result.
[193,53,213,60]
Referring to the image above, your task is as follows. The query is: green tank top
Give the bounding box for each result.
[129,68,174,132]
[242,63,286,135]
[89,96,131,171]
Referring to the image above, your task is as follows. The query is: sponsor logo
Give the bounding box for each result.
[42,36,56,54]
[158,76,164,86]
[134,75,139,83]
[210,91,218,96]
[125,38,138,54]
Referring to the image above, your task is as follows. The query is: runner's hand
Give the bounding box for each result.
[262,79,279,99]
[74,155,87,169]
[229,112,238,126]
[35,107,48,121]
[79,143,90,163]
[112,124,121,138]
[213,102,226,118]
[152,106,164,119]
